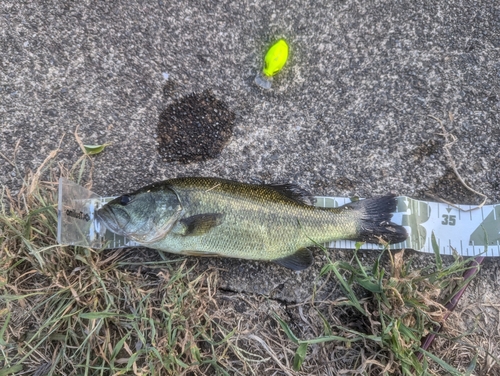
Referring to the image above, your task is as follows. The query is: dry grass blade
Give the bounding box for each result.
[429,114,487,209]
[0,152,258,375]
[245,334,293,376]
[272,243,500,375]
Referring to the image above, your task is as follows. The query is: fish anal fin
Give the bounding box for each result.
[266,183,316,205]
[180,213,224,236]
[273,248,313,271]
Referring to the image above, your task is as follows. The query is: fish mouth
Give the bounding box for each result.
[95,205,130,236]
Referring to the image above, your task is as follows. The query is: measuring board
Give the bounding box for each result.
[57,178,500,257]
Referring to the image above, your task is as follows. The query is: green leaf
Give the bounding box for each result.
[330,262,366,315]
[83,143,110,155]
[320,263,333,276]
[74,255,89,265]
[174,357,189,369]
[302,334,365,344]
[273,314,299,344]
[315,309,332,336]
[293,343,308,371]
[419,348,462,375]
[0,365,23,376]
[431,231,442,270]
[263,39,289,77]
[126,352,140,370]
[0,292,44,301]
[356,276,383,293]
[0,312,11,346]
[464,353,477,376]
[333,328,382,343]
[398,322,419,342]
[80,311,119,319]
[372,254,381,277]
[190,343,203,363]
[111,333,131,361]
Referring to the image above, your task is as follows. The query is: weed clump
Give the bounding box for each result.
[274,243,499,375]
[0,156,241,375]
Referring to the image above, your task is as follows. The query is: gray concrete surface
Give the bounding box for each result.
[1,1,500,302]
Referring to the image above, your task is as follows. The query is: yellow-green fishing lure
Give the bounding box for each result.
[255,39,289,89]
[263,39,289,77]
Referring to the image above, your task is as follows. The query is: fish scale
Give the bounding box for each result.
[156,177,363,261]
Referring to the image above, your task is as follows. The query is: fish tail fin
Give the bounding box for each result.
[345,195,407,244]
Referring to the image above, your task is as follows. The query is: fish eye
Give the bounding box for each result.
[119,195,132,205]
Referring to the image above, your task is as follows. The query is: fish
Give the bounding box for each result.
[96,177,407,271]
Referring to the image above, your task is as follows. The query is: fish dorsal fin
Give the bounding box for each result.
[265,183,316,205]
[180,213,224,236]
[273,248,313,271]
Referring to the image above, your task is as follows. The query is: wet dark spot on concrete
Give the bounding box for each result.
[157,90,235,164]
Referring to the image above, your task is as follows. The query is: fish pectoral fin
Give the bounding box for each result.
[180,213,224,236]
[273,248,313,271]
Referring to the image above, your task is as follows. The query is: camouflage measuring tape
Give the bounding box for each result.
[319,196,499,257]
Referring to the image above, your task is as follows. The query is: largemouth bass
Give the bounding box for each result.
[96,177,407,270]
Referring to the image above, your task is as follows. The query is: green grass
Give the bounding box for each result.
[274,242,488,375]
[0,158,244,375]
[1,152,498,375]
